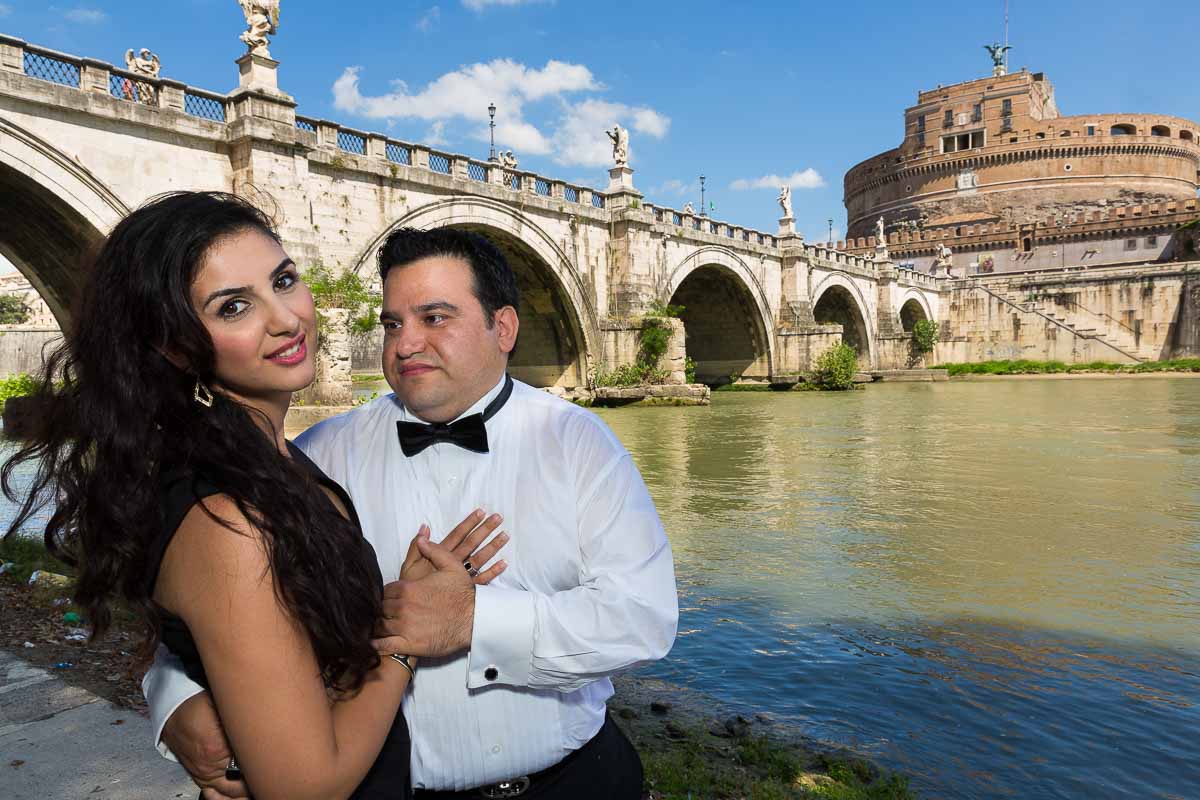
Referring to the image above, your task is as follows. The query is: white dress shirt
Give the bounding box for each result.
[143,376,678,791]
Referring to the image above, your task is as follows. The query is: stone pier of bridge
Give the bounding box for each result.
[0,34,946,390]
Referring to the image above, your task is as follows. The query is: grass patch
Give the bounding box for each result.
[640,726,916,800]
[0,535,71,585]
[933,358,1200,377]
[714,383,774,392]
[352,373,385,384]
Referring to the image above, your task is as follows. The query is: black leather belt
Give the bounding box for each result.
[414,715,608,799]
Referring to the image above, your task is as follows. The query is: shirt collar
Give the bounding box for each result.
[396,373,510,425]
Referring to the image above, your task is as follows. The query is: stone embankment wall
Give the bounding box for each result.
[0,329,61,376]
[935,263,1197,364]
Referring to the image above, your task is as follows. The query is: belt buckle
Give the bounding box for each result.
[479,777,530,798]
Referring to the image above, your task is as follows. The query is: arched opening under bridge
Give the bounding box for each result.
[899,298,929,332]
[667,264,771,385]
[0,160,105,328]
[443,223,588,389]
[812,284,871,365]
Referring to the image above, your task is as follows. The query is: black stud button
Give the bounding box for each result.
[484,666,499,681]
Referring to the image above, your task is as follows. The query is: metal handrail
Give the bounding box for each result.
[974,283,1142,362]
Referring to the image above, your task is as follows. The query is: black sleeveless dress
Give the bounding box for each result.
[147,442,412,799]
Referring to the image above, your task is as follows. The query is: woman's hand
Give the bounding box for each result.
[398,509,508,585]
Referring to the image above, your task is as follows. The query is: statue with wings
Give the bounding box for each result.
[984,43,1011,74]
[238,1,281,57]
[125,48,160,79]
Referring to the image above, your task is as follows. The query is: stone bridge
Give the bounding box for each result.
[0,35,942,388]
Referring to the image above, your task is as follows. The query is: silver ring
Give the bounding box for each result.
[463,558,480,578]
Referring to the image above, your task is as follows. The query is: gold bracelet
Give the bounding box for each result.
[388,653,415,678]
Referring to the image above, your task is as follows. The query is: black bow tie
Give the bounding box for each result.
[396,375,513,457]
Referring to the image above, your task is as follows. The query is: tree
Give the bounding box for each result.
[0,295,30,325]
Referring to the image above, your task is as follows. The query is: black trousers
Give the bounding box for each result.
[414,713,643,800]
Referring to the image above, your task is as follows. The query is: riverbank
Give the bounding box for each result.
[932,358,1200,377]
[0,537,916,799]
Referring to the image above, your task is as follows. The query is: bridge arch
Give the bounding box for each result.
[354,197,597,389]
[0,117,128,325]
[898,291,933,331]
[811,273,876,367]
[664,247,774,384]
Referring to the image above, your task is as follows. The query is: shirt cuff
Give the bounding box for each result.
[142,645,206,762]
[466,584,535,689]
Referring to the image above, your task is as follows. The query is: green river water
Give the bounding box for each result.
[590,377,1199,799]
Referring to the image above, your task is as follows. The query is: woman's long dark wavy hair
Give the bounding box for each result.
[2,191,383,690]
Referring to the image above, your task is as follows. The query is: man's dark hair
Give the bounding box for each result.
[378,227,520,326]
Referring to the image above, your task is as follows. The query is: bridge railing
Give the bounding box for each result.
[646,202,778,248]
[301,115,603,207]
[3,36,229,124]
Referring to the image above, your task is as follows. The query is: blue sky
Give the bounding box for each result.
[2,0,1198,251]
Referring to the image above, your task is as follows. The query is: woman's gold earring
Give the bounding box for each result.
[193,378,214,408]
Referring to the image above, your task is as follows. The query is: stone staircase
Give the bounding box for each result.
[982,286,1152,363]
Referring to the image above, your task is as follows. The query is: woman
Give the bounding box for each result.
[2,191,507,799]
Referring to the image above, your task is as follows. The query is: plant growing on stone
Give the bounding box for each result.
[911,319,939,354]
[301,263,381,353]
[811,343,858,390]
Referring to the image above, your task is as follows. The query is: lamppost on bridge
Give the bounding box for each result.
[488,102,497,162]
[828,218,833,247]
[699,174,707,218]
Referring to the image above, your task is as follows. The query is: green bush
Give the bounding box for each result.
[593,316,677,388]
[301,264,381,349]
[0,372,37,411]
[0,295,30,325]
[812,343,859,390]
[911,319,939,354]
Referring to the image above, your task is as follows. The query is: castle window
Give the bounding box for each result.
[1036,132,1046,139]
[1086,125,1096,136]
[1000,117,1013,133]
[1151,125,1170,137]
[1181,130,1194,141]
[1110,124,1136,136]
[917,133,925,147]
[916,115,926,132]
[943,109,953,127]
[1124,238,1138,251]
[1001,99,1012,116]
[972,104,982,122]
[1022,237,1033,253]
[1059,130,1072,137]
[1147,235,1158,248]
[941,130,985,153]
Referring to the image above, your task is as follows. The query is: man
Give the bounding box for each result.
[144,227,679,799]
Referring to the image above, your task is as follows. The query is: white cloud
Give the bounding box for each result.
[650,178,692,197]
[462,0,551,10]
[333,60,668,168]
[62,7,107,23]
[730,169,826,191]
[333,60,597,122]
[425,120,449,146]
[416,5,440,33]
[0,5,12,18]
[550,98,670,167]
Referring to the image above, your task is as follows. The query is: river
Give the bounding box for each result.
[5,377,1198,798]
[592,378,1200,799]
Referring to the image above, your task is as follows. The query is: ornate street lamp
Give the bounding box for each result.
[828,218,833,246]
[699,174,706,218]
[488,102,497,162]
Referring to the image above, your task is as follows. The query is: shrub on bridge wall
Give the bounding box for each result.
[301,263,381,346]
[594,302,685,387]
[0,373,36,411]
[911,320,939,355]
[811,343,858,390]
